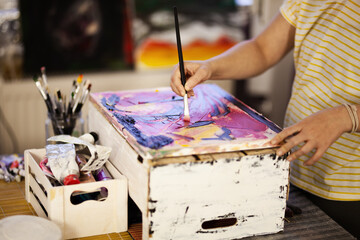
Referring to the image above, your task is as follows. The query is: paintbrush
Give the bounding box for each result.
[33,75,47,100]
[41,66,49,92]
[33,75,53,114]
[174,6,190,122]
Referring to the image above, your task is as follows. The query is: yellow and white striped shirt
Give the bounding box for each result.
[281,0,360,200]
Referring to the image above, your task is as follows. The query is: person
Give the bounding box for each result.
[170,0,360,237]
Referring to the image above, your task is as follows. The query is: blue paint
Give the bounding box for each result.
[130,114,181,125]
[210,98,230,117]
[101,96,135,113]
[189,85,230,119]
[188,121,214,128]
[218,127,233,140]
[101,95,120,111]
[113,112,173,149]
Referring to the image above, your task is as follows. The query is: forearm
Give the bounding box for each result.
[206,12,295,81]
[170,12,295,97]
[205,39,271,80]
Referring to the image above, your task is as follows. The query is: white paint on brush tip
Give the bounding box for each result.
[183,94,190,121]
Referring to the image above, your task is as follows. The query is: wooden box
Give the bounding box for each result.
[24,148,128,239]
[88,84,290,240]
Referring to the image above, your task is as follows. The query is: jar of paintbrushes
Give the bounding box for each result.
[45,111,84,139]
[33,67,91,140]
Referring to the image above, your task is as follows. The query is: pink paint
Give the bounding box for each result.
[91,84,280,157]
[213,106,268,139]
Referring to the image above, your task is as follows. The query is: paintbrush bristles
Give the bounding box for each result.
[183,94,190,122]
[33,75,47,100]
[41,66,48,90]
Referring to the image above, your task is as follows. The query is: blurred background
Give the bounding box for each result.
[0,0,293,154]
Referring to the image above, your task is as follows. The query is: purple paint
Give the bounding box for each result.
[91,84,280,155]
[95,167,112,181]
[113,112,174,149]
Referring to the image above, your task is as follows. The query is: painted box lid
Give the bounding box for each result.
[90,84,281,160]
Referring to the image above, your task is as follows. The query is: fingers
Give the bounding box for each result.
[271,126,300,148]
[276,133,325,166]
[303,149,324,166]
[270,108,344,165]
[171,61,211,97]
[187,89,195,97]
[286,141,315,162]
[275,132,304,157]
[170,64,186,96]
[287,145,323,166]
[184,65,209,91]
[271,125,322,165]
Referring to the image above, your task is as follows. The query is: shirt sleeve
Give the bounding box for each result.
[280,0,299,27]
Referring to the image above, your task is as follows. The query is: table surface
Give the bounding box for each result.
[0,180,355,240]
[245,185,356,240]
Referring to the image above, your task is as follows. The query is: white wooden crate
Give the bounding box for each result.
[24,148,128,239]
[89,102,290,240]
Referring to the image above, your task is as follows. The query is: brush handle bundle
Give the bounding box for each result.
[33,67,91,136]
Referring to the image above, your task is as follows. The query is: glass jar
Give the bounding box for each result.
[45,112,84,140]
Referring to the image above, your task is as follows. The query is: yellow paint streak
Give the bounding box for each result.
[173,125,222,145]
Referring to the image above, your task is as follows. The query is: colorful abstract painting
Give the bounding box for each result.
[90,84,281,159]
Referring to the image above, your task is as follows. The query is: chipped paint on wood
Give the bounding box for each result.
[145,154,289,239]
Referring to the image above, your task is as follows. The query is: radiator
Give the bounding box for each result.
[0,70,235,154]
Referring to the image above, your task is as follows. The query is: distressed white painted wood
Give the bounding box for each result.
[147,152,289,239]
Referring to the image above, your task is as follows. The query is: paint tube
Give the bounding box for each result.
[47,134,111,172]
[0,154,24,182]
[18,161,25,177]
[76,132,99,155]
[0,161,13,182]
[47,134,95,153]
[9,160,19,174]
[79,132,98,145]
[39,157,54,177]
[94,166,112,181]
[45,143,80,185]
[39,157,62,186]
[75,154,96,183]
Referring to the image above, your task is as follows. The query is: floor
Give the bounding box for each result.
[0,180,142,240]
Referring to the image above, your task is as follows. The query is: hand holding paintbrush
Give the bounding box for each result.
[174,6,190,122]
